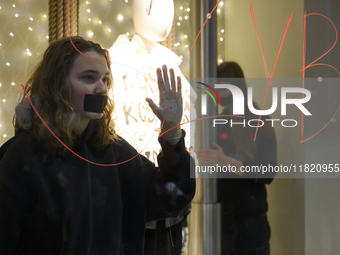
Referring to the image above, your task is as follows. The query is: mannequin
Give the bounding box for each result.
[109,0,196,163]
[109,1,196,254]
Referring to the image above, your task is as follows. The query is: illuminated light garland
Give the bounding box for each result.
[0,0,48,145]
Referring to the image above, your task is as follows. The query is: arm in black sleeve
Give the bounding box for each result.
[0,181,25,252]
[146,130,196,222]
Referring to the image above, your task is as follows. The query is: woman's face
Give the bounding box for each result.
[67,51,110,122]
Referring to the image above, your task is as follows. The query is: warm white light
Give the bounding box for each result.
[179,16,182,20]
[221,29,225,33]
[12,4,16,8]
[46,35,49,39]
[108,28,111,32]
[2,99,6,102]
[177,22,181,26]
[11,82,15,86]
[28,27,33,31]
[88,18,91,21]
[184,35,187,38]
[220,1,224,6]
[180,6,183,10]
[184,16,188,20]
[86,1,89,4]
[43,14,46,18]
[185,45,188,48]
[6,62,10,66]
[217,9,220,14]
[117,14,123,21]
[220,37,224,41]
[27,52,32,56]
[9,33,14,36]
[3,134,7,138]
[0,83,1,87]
[87,9,91,13]
[30,17,33,21]
[98,20,102,24]
[15,14,19,17]
[186,8,190,12]
[0,43,2,46]
[126,32,130,36]
[89,31,94,36]
[125,0,128,2]
[219,59,223,63]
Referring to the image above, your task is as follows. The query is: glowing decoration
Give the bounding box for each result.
[117,14,123,21]
[108,28,111,32]
[0,0,48,146]
[98,20,102,24]
[87,9,91,13]
[43,14,46,18]
[177,22,181,26]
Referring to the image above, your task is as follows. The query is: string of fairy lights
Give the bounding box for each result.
[0,0,226,146]
[0,0,48,146]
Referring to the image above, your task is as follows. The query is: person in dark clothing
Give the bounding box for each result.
[197,62,277,255]
[0,36,195,255]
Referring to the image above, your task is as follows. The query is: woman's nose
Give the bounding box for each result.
[95,80,108,95]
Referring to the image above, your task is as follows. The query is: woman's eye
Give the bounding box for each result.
[102,77,109,84]
[83,75,94,81]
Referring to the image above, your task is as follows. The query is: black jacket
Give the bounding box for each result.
[216,109,277,216]
[0,123,195,255]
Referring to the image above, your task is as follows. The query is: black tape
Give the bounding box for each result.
[83,94,108,113]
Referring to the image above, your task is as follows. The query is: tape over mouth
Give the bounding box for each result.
[84,94,108,113]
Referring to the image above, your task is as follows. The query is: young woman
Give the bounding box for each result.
[0,36,195,255]
[197,62,277,255]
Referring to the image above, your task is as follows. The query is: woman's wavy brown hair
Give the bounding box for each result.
[14,36,117,154]
[217,61,257,161]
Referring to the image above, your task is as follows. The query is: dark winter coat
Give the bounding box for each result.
[0,122,195,255]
